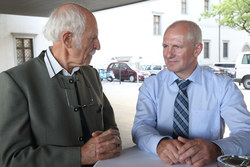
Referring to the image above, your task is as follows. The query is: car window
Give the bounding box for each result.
[226,64,235,68]
[153,65,161,70]
[214,63,235,68]
[108,64,113,68]
[110,63,119,69]
[214,64,222,67]
[120,63,127,69]
[242,54,250,64]
[145,65,151,70]
[222,64,235,68]
[115,63,120,69]
[141,65,146,70]
[127,63,137,70]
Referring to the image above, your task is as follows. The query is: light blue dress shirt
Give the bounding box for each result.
[132,65,250,156]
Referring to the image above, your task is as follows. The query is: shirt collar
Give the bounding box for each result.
[188,65,202,85]
[44,47,80,78]
[167,64,202,86]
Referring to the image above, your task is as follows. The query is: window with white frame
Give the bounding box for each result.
[204,41,210,59]
[181,0,187,14]
[153,15,161,35]
[204,0,209,11]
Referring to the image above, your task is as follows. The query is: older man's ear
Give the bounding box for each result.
[62,31,74,48]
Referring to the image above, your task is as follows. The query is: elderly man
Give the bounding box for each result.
[0,3,121,167]
[132,20,250,167]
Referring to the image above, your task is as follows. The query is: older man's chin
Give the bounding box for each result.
[80,50,96,66]
[82,55,93,66]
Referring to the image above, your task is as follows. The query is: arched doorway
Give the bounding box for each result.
[242,44,250,52]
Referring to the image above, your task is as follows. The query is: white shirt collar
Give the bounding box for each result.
[44,47,80,78]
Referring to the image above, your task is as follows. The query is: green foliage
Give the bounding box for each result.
[200,0,250,34]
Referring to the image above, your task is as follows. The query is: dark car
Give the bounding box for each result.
[106,62,150,82]
[213,62,235,78]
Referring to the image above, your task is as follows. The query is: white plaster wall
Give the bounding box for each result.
[92,0,164,69]
[220,27,250,61]
[92,0,249,68]
[0,14,50,72]
[0,0,249,71]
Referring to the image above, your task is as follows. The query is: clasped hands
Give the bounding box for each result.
[80,129,122,165]
[157,136,222,167]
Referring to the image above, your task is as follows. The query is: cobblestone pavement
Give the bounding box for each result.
[102,80,250,149]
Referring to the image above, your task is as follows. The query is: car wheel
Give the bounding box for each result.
[129,75,135,82]
[242,76,250,90]
[107,76,113,82]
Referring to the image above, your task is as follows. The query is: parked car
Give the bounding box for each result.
[234,51,250,89]
[209,65,226,74]
[200,65,217,72]
[144,64,167,76]
[212,62,235,78]
[106,62,150,82]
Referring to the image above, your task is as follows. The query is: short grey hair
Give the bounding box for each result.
[43,4,86,47]
[168,20,202,47]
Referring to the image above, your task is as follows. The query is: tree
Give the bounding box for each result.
[200,0,250,34]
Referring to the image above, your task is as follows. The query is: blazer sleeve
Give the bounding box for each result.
[0,72,81,167]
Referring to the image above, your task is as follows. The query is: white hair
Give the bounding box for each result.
[43,4,86,47]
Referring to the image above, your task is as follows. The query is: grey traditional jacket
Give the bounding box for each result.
[0,51,118,167]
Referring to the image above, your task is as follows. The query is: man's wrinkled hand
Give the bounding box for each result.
[80,129,122,165]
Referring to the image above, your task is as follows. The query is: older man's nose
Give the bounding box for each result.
[94,38,101,50]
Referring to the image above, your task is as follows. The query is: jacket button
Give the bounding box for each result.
[69,79,74,83]
[78,136,84,142]
[74,107,79,112]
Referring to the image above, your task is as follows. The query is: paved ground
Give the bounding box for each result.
[102,80,250,149]
[102,80,141,149]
